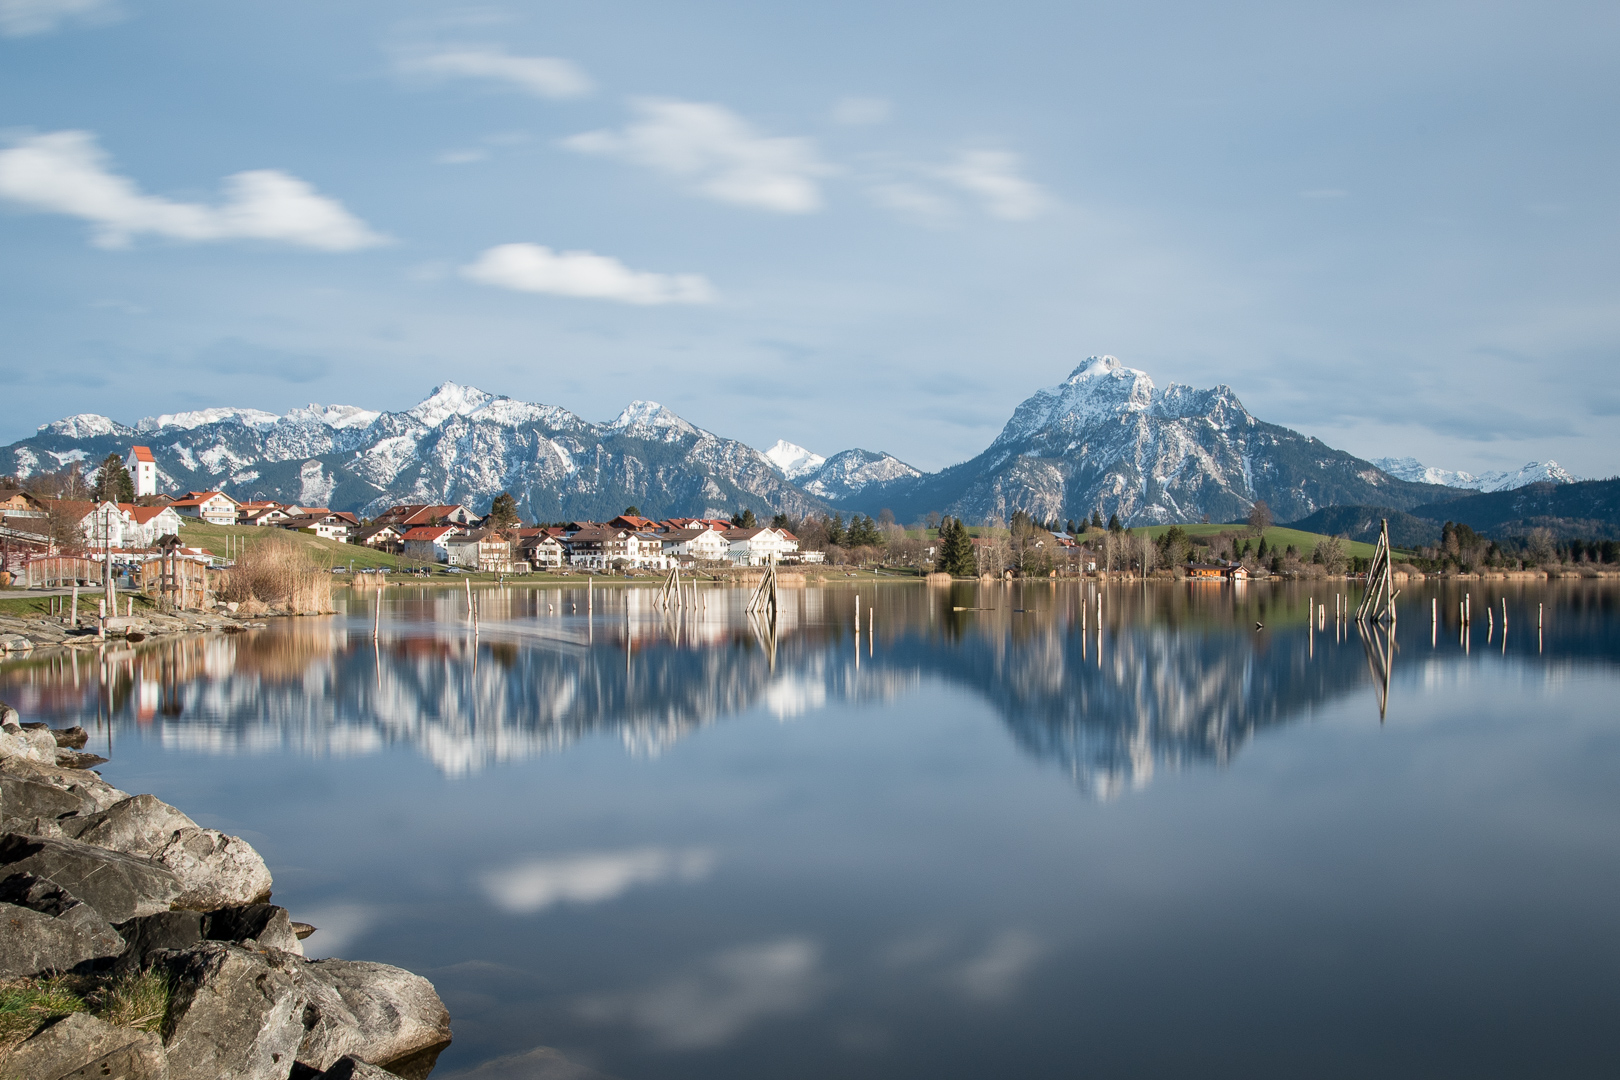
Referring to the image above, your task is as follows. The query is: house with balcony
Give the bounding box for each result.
[170,491,240,526]
[660,527,731,566]
[725,527,800,566]
[566,527,631,569]
[447,530,515,572]
[401,525,458,563]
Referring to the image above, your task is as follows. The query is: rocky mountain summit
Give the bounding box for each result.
[0,708,451,1080]
[798,356,1454,524]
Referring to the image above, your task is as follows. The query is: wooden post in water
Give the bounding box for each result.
[97,598,105,640]
[71,584,79,628]
[373,588,381,640]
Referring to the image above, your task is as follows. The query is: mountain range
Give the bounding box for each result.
[0,356,1585,527]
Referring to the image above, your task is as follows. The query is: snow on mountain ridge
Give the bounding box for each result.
[764,440,825,480]
[137,407,282,432]
[407,382,493,428]
[40,414,129,439]
[1373,457,1578,492]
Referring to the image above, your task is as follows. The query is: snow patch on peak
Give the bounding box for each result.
[409,383,492,428]
[1062,354,1133,384]
[764,440,825,480]
[41,414,127,439]
[608,400,698,441]
[137,407,281,432]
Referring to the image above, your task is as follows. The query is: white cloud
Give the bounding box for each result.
[831,97,892,126]
[397,47,593,99]
[937,150,1051,221]
[0,0,114,37]
[0,130,388,250]
[564,98,832,214]
[480,847,717,914]
[462,243,717,305]
[577,938,825,1049]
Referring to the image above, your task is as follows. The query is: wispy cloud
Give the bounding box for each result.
[936,150,1051,221]
[481,847,717,914]
[396,46,593,99]
[565,99,832,214]
[0,131,388,250]
[462,243,717,306]
[0,0,115,37]
[577,938,826,1048]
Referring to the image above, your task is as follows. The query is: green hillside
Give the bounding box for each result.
[1129,523,1382,560]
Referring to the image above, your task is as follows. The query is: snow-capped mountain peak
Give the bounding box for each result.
[408,382,493,428]
[1373,457,1578,492]
[40,414,129,439]
[608,400,699,442]
[763,440,825,480]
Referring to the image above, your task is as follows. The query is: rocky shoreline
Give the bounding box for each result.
[0,606,261,655]
[0,706,451,1080]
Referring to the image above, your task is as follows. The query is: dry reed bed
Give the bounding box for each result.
[216,536,334,614]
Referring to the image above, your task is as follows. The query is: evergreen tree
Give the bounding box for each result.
[739,508,757,529]
[848,514,882,547]
[622,505,639,517]
[770,512,789,529]
[488,492,520,529]
[1066,519,1077,536]
[1091,510,1104,529]
[936,517,975,576]
[1108,512,1122,533]
[825,512,846,547]
[1257,536,1269,559]
[93,452,134,504]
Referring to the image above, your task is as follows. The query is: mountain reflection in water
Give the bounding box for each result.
[2,580,1615,796]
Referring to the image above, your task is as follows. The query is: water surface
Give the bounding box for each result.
[3,579,1617,1079]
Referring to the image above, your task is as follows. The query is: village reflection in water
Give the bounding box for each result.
[2,580,1615,797]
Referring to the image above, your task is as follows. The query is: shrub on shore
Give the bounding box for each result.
[217,534,334,614]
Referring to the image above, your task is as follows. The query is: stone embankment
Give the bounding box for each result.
[0,608,259,655]
[0,705,451,1080]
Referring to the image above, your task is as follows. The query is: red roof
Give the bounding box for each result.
[401,526,456,541]
[129,445,155,463]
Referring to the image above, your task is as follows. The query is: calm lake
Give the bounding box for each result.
[3,579,1619,1079]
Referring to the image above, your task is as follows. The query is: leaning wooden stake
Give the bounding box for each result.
[1355,518,1396,624]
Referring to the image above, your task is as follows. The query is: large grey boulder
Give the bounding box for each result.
[153,827,274,910]
[115,904,304,971]
[70,793,197,853]
[0,873,125,976]
[295,959,453,1079]
[149,942,309,1080]
[0,1012,167,1080]
[1,756,130,828]
[65,793,274,910]
[0,834,182,923]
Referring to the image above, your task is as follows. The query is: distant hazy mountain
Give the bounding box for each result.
[813,356,1451,525]
[2,383,823,522]
[1373,456,1578,492]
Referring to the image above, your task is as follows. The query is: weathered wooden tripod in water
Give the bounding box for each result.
[1354,518,1399,626]
[746,558,779,623]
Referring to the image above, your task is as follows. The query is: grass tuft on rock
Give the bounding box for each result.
[92,970,170,1033]
[0,976,87,1048]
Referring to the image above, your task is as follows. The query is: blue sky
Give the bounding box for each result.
[1,0,1615,476]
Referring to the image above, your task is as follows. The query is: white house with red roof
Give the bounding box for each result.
[402,525,458,563]
[170,491,239,526]
[725,527,800,566]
